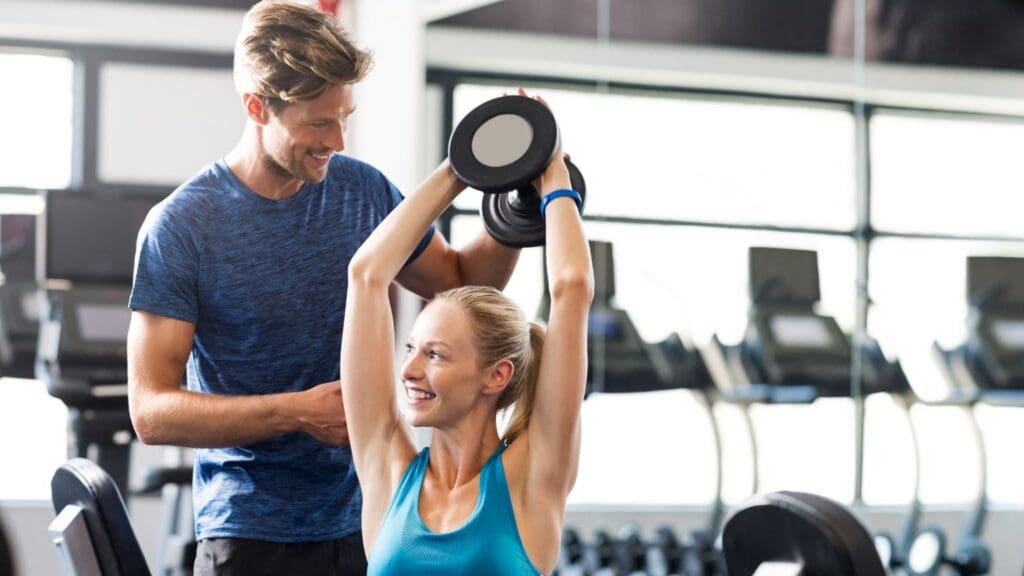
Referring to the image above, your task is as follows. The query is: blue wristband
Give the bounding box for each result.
[540,189,583,218]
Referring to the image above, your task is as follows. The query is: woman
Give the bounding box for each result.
[340,96,592,575]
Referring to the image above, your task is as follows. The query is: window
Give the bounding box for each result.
[867,237,1024,504]
[0,50,73,500]
[573,390,719,505]
[450,215,858,504]
[440,78,1024,508]
[976,404,1024,504]
[0,51,74,189]
[862,393,916,505]
[0,379,68,500]
[871,111,1024,237]
[749,399,855,502]
[453,83,857,230]
[868,238,1024,400]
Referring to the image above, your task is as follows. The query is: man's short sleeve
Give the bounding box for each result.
[381,178,435,266]
[129,204,200,324]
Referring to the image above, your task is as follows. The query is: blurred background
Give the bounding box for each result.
[1,0,1023,574]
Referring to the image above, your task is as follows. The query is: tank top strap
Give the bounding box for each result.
[478,442,518,527]
[385,447,431,516]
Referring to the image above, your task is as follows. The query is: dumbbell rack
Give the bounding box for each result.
[561,331,727,576]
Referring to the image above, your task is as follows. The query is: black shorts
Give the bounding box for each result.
[194,532,367,576]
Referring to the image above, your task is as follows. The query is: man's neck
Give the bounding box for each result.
[225,127,304,201]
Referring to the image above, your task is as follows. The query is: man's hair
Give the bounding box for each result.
[233,1,372,111]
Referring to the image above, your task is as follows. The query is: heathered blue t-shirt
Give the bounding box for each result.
[130,155,433,543]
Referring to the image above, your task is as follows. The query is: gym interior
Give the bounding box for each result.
[2,0,1024,575]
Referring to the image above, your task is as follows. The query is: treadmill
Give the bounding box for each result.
[37,190,160,494]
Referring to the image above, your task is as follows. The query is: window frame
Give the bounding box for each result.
[0,38,233,501]
[430,68,1024,506]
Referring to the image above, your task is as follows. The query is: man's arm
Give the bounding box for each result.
[394,163,520,299]
[127,310,347,448]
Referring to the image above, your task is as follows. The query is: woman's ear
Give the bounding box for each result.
[482,358,514,397]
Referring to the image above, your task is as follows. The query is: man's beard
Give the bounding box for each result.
[260,146,302,182]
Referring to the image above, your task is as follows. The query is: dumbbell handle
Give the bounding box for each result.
[506,189,541,216]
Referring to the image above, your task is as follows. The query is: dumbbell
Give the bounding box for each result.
[680,529,720,576]
[904,527,989,576]
[591,529,618,574]
[562,527,585,566]
[615,525,648,576]
[648,526,684,576]
[448,94,587,248]
[872,531,901,570]
[557,527,588,576]
[722,491,887,576]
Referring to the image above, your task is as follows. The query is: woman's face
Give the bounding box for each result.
[400,300,487,428]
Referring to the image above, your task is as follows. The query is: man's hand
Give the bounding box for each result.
[293,380,349,445]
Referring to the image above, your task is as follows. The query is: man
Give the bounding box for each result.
[127,2,518,574]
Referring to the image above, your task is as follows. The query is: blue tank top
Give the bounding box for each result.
[367,444,542,575]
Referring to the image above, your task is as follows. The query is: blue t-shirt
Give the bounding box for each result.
[130,155,433,543]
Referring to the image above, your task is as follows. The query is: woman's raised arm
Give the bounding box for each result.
[340,161,464,547]
[524,149,595,498]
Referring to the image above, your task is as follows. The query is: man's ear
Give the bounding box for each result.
[482,359,514,397]
[242,93,270,125]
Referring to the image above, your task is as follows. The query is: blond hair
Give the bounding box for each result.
[234,1,372,109]
[434,286,545,446]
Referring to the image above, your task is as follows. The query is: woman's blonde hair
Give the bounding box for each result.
[434,286,545,445]
[234,1,372,110]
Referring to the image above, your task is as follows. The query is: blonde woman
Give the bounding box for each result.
[342,102,593,574]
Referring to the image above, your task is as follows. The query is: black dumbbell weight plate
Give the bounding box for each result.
[482,158,586,248]
[722,491,886,576]
[448,95,560,194]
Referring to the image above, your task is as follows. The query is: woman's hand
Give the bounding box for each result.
[509,88,572,196]
[534,148,572,198]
